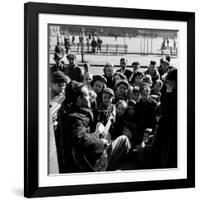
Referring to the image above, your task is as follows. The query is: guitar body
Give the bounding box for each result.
[72,108,115,172]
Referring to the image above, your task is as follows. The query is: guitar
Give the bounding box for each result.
[72,106,116,172]
[94,106,116,144]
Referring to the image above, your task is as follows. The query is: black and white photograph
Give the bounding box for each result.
[24,2,195,197]
[49,24,178,174]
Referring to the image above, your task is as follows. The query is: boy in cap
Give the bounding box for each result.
[94,87,116,127]
[65,53,84,82]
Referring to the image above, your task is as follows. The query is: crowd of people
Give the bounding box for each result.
[50,48,178,173]
[56,34,103,55]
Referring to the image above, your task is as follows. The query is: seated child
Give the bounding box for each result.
[94,87,116,127]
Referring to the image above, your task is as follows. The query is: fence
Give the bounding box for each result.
[50,42,128,55]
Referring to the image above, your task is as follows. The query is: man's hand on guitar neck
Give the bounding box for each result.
[95,122,110,147]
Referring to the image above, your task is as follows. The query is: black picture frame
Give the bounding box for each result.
[24,2,195,198]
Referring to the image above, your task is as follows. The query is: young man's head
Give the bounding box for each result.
[65,81,91,109]
[132,62,140,72]
[120,58,127,70]
[103,63,115,78]
[116,100,128,117]
[148,60,156,74]
[66,53,76,65]
[102,88,114,107]
[91,75,107,94]
[51,71,70,97]
[127,100,136,116]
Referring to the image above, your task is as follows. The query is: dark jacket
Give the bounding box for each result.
[152,89,177,168]
[135,97,157,143]
[60,107,108,172]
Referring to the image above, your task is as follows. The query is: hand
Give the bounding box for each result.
[100,138,110,148]
[95,123,105,134]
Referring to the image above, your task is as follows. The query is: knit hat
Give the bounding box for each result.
[102,87,114,97]
[115,79,129,88]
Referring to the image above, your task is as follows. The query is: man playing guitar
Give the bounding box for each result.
[59,81,131,173]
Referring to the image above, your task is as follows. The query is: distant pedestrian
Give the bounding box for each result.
[64,35,71,54]
[91,37,97,54]
[97,37,103,53]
